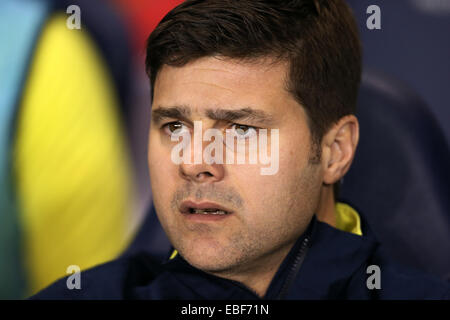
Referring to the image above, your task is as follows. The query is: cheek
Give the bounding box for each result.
[227,164,288,226]
[148,133,175,178]
[231,140,318,232]
[148,135,178,211]
[228,133,309,208]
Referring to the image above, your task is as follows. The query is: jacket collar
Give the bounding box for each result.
[283,218,378,299]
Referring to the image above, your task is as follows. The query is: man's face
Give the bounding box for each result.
[148,57,323,277]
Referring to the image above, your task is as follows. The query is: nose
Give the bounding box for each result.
[179,161,225,183]
[178,121,225,183]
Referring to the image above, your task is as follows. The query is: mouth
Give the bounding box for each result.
[179,200,233,218]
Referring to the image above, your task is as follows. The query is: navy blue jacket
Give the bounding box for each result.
[31,217,450,300]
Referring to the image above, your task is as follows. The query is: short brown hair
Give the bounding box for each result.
[146,0,362,145]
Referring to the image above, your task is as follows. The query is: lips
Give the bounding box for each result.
[179,200,233,216]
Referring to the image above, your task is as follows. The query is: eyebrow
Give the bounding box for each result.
[205,108,274,125]
[152,106,274,126]
[152,106,192,125]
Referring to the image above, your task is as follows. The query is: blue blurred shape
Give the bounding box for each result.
[0,0,50,299]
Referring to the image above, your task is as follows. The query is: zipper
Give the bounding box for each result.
[228,235,312,300]
[276,236,311,299]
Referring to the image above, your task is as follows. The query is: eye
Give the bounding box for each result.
[231,124,257,139]
[162,121,189,137]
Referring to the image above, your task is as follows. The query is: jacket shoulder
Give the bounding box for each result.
[30,253,163,300]
[347,245,450,300]
[297,221,450,300]
[374,246,449,299]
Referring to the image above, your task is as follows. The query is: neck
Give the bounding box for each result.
[208,241,294,297]
[316,184,336,228]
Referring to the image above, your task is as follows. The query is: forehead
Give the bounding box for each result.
[152,57,299,115]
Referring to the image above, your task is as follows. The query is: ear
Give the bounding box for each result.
[321,115,359,185]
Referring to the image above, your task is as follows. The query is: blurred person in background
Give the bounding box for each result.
[0,0,143,298]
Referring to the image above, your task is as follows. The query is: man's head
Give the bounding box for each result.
[146,0,361,295]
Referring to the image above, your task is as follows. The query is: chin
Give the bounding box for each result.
[179,240,238,273]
